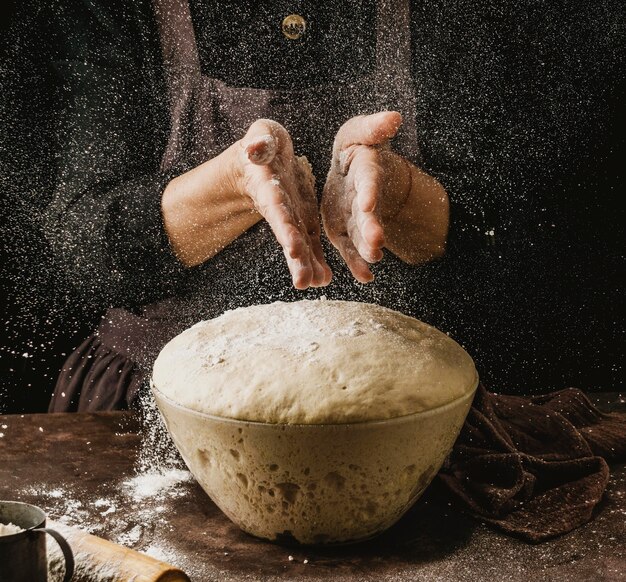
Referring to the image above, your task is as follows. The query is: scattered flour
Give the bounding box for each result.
[42,466,195,581]
[18,388,196,580]
[94,499,117,516]
[143,543,179,563]
[122,469,192,501]
[115,524,143,547]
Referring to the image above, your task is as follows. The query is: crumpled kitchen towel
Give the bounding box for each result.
[438,384,626,542]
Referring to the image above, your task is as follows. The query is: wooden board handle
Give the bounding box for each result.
[49,521,191,582]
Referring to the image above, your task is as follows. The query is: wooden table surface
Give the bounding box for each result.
[1,394,625,582]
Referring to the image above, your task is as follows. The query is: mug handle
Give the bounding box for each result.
[33,527,75,582]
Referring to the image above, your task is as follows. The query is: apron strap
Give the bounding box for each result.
[153,0,209,171]
[374,0,421,164]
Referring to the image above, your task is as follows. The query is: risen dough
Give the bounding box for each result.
[152,299,477,424]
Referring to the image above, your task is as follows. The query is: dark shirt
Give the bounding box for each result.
[1,0,624,412]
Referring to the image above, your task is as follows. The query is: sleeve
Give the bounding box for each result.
[8,0,189,311]
[43,54,186,308]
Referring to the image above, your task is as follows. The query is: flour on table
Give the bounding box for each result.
[122,468,192,501]
[94,498,117,516]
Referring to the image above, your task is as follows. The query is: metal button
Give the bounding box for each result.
[282,14,306,40]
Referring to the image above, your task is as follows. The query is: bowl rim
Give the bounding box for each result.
[150,377,479,428]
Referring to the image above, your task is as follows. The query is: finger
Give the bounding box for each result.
[332,233,375,284]
[324,211,374,283]
[241,119,293,165]
[252,180,318,288]
[359,211,385,253]
[344,168,385,257]
[308,233,333,287]
[271,214,315,290]
[350,145,382,213]
[300,202,332,287]
[352,193,385,252]
[301,223,331,287]
[273,217,314,290]
[323,162,383,271]
[294,159,332,287]
[300,215,329,287]
[245,134,278,165]
[335,111,403,153]
[253,180,306,258]
[283,248,314,290]
[265,205,308,260]
[347,209,384,264]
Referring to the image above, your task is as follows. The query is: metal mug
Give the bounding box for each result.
[0,500,74,582]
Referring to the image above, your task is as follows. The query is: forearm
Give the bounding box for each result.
[162,143,262,267]
[383,158,450,264]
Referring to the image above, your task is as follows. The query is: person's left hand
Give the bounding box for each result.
[321,111,449,283]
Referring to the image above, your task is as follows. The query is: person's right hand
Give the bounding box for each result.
[236,119,332,289]
[162,119,332,289]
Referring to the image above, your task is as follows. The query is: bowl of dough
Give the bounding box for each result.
[151,299,478,545]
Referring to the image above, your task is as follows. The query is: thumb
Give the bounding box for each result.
[241,119,291,166]
[334,111,403,154]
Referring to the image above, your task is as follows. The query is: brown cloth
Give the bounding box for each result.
[438,384,626,542]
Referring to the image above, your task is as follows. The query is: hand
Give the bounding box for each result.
[321,111,449,283]
[321,111,404,283]
[162,119,332,289]
[236,119,332,289]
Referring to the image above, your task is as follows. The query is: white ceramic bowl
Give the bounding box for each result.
[152,382,477,545]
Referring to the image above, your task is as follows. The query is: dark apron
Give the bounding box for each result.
[49,0,425,412]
